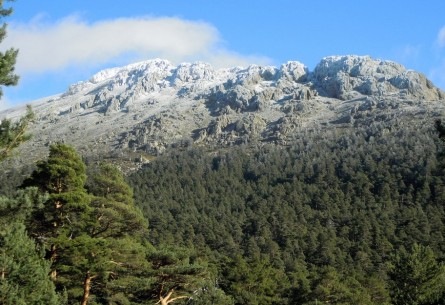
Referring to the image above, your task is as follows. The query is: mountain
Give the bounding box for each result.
[1,55,444,169]
[2,56,445,304]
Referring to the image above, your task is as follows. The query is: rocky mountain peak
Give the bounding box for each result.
[171,62,216,83]
[1,55,444,170]
[279,61,308,82]
[90,59,174,84]
[313,55,443,100]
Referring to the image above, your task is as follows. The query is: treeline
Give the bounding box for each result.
[129,122,445,304]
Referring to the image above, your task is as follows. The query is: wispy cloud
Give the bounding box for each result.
[437,26,445,48]
[3,15,271,75]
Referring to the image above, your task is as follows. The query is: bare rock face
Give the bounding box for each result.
[171,62,216,85]
[279,61,308,82]
[204,62,311,114]
[1,55,444,169]
[313,55,444,100]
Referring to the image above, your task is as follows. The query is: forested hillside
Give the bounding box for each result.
[129,121,445,304]
[2,119,445,304]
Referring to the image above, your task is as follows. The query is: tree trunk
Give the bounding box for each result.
[80,271,94,305]
[50,244,57,280]
[50,269,57,280]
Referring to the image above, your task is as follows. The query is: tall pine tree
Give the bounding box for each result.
[85,163,152,304]
[22,144,104,304]
[0,0,31,162]
[0,0,18,98]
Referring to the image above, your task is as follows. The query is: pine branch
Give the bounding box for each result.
[158,289,190,305]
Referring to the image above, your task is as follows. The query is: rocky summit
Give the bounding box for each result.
[1,55,444,169]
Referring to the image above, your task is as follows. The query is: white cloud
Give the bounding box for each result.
[438,26,445,48]
[3,15,271,75]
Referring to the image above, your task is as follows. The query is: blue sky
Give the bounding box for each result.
[1,0,445,110]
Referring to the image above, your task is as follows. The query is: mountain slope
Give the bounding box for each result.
[1,55,444,168]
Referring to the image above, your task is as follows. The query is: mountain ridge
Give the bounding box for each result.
[1,55,444,169]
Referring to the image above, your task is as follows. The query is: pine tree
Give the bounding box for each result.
[22,147,157,304]
[86,162,147,239]
[308,266,375,305]
[388,244,445,305]
[0,187,44,226]
[147,247,208,305]
[0,183,58,303]
[0,105,34,162]
[0,223,60,305]
[0,95,57,304]
[85,163,152,304]
[220,255,290,305]
[23,143,91,250]
[23,144,102,304]
[0,0,18,99]
[0,0,30,162]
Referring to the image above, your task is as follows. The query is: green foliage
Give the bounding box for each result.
[24,144,91,241]
[0,188,61,304]
[13,148,210,305]
[22,144,99,303]
[0,187,46,226]
[129,122,445,304]
[307,266,375,305]
[0,222,60,305]
[147,246,208,301]
[0,0,18,99]
[24,143,87,192]
[0,106,34,162]
[187,280,235,305]
[221,256,289,305]
[86,162,148,239]
[388,244,445,305]
[83,162,154,303]
[0,106,61,303]
[99,237,153,304]
[87,163,133,205]
[3,118,445,304]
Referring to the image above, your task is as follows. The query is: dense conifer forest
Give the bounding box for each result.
[2,116,445,304]
[127,122,445,304]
